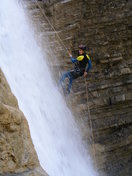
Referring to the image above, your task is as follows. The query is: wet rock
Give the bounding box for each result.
[0,69,48,175]
[22,0,132,175]
[39,1,132,175]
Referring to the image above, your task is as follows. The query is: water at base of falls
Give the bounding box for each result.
[0,0,98,176]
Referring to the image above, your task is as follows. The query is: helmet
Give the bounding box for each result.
[79,44,86,51]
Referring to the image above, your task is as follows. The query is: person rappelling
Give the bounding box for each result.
[59,44,92,95]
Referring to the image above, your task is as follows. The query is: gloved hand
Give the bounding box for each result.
[68,51,72,57]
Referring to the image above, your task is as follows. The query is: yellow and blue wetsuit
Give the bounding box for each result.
[59,53,92,94]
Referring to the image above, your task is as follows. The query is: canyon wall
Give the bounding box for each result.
[27,0,132,175]
[1,0,131,175]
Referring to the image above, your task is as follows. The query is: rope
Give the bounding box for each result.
[35,0,97,161]
[23,0,97,165]
[34,2,97,163]
[34,0,69,53]
[85,78,97,166]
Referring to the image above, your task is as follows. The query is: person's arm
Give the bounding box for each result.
[84,58,92,77]
[69,52,77,63]
[86,59,92,72]
[70,56,77,63]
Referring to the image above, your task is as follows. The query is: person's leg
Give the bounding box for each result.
[67,75,73,93]
[66,70,78,93]
[59,71,70,86]
[59,70,80,94]
[59,71,73,95]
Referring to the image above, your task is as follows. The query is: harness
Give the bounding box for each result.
[78,54,90,69]
[70,54,90,79]
[75,54,90,72]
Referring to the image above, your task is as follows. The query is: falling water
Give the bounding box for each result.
[0,0,97,176]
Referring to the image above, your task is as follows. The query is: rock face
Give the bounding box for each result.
[0,69,48,176]
[24,0,132,176]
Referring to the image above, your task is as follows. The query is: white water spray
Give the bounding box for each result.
[0,0,97,176]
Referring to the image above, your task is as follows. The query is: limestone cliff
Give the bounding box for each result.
[0,69,48,176]
[24,0,132,175]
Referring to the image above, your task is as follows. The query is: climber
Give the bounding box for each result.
[59,44,92,94]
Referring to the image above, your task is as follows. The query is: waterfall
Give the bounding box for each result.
[0,0,97,176]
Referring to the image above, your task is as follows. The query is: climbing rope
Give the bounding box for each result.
[85,78,97,166]
[23,0,97,165]
[34,1,97,162]
[34,0,69,53]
